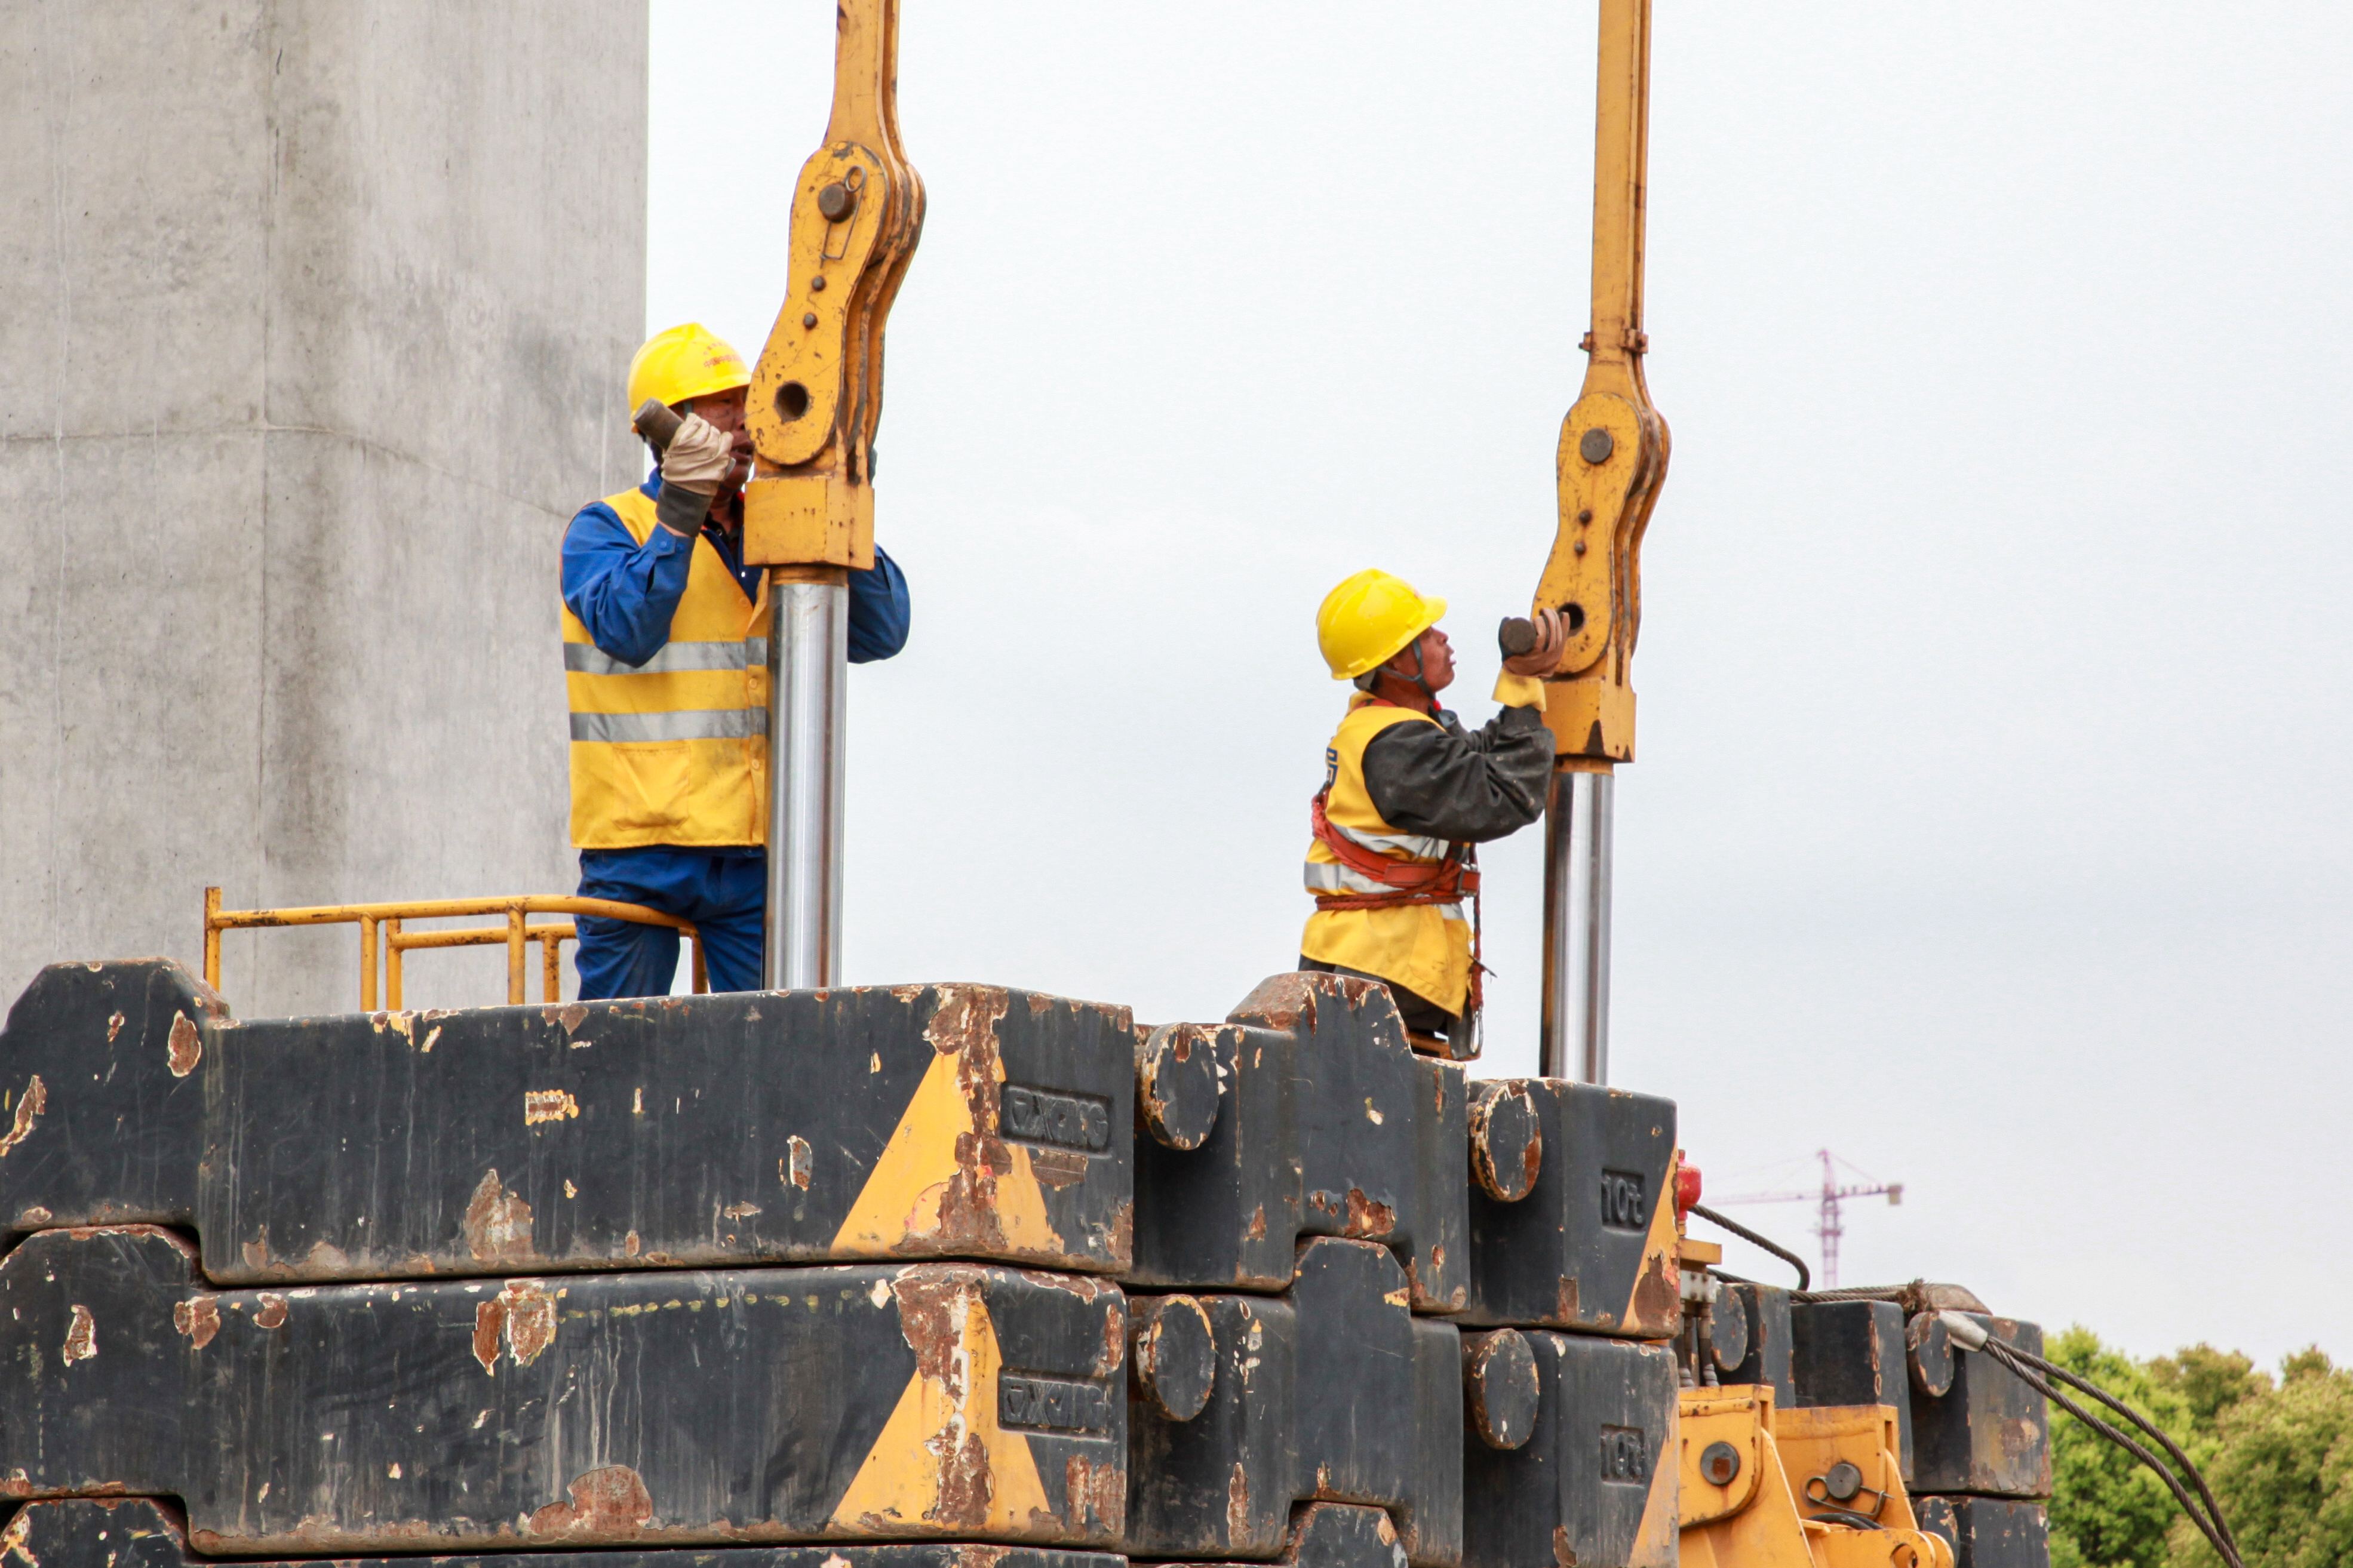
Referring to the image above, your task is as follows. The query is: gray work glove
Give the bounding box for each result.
[661,413,736,495]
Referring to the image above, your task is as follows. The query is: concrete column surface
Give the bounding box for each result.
[0,2,650,1016]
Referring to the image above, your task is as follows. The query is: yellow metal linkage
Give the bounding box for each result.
[202,887,708,1011]
[1535,0,1670,764]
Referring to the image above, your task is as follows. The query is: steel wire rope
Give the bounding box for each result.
[1959,1329,2241,1568]
[1688,1203,1811,1290]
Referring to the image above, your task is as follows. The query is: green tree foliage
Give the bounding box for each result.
[2169,1349,2353,1568]
[2047,1326,2197,1568]
[2148,1344,2270,1434]
[2045,1333,2353,1568]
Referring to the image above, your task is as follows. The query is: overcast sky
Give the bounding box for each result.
[648,2,2351,1366]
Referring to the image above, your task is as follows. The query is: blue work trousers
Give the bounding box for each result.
[575,848,766,999]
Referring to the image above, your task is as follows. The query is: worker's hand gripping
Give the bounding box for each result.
[658,414,740,497]
[1499,609,1569,678]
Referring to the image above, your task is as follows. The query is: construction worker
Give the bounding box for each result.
[1302,570,1565,1047]
[560,324,910,998]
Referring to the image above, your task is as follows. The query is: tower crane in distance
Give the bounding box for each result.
[1709,1148,1904,1289]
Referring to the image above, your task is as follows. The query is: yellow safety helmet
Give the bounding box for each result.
[1316,568,1448,681]
[626,322,751,415]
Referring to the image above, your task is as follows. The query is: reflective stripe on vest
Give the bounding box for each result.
[569,708,769,743]
[563,487,771,850]
[563,638,770,677]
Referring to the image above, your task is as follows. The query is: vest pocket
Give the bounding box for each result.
[595,741,692,834]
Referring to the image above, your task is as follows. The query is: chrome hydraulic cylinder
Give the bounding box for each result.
[1539,766,1612,1083]
[763,571,847,989]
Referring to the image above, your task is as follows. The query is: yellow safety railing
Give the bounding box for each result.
[202,887,708,1010]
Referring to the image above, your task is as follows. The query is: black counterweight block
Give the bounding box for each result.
[0,1499,1132,1568]
[1128,974,1468,1315]
[1139,1502,1416,1568]
[1459,1331,1678,1568]
[1457,1079,1680,1338]
[1917,1497,2053,1568]
[0,959,1135,1280]
[0,1226,1126,1552]
[1716,1281,1794,1402]
[1912,1317,2053,1499]
[1125,1237,1463,1567]
[1790,1299,1916,1480]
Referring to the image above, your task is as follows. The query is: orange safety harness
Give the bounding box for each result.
[1307,697,1488,1022]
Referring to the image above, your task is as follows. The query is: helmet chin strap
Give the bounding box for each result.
[1385,638,1439,714]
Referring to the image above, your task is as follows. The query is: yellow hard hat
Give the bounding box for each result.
[626,322,751,415]
[1316,568,1448,681]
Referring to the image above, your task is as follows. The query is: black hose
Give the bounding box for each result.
[1689,1203,1811,1291]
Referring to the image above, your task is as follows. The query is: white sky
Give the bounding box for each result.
[649,1,2352,1366]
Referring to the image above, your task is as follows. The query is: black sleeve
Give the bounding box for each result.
[655,479,712,539]
[1359,705,1554,844]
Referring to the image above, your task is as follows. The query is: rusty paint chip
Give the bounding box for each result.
[0,1075,47,1160]
[106,1010,124,1042]
[722,1201,762,1220]
[167,1011,201,1077]
[174,1296,222,1349]
[787,1135,813,1190]
[62,1304,97,1363]
[529,1466,653,1536]
[499,1280,558,1365]
[524,1089,580,1125]
[462,1170,536,1263]
[471,1299,503,1373]
[17,1206,50,1228]
[253,1294,288,1330]
[1342,1188,1397,1240]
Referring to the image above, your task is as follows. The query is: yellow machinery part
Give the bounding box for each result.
[1535,0,1670,765]
[744,0,923,573]
[1679,1385,1956,1568]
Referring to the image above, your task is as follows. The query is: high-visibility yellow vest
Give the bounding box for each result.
[1300,697,1473,1016]
[563,487,770,849]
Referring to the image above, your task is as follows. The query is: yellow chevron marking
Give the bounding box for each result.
[828,1287,1052,1532]
[832,1049,1062,1258]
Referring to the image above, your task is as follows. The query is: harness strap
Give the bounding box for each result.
[1308,785,1488,1024]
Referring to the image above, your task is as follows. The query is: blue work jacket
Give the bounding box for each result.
[562,472,910,669]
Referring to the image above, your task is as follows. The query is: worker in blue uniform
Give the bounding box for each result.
[560,324,909,998]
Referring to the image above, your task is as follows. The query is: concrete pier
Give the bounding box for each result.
[0,2,650,1014]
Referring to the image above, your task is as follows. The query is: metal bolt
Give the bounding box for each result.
[809,275,827,292]
[817,181,858,222]
[1574,540,1587,555]
[1578,427,1614,465]
[1700,1441,1741,1487]
[803,313,819,330]
[1578,509,1593,524]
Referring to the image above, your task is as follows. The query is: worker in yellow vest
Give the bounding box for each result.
[560,324,910,997]
[1302,570,1563,1049]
